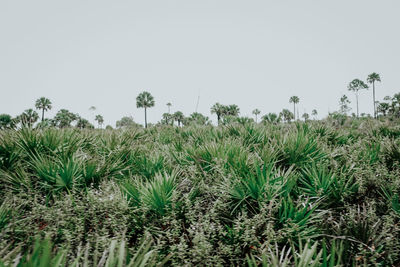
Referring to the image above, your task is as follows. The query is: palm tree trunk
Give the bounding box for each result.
[373,81,376,119]
[144,107,147,128]
[42,109,45,122]
[356,93,359,118]
[293,103,296,120]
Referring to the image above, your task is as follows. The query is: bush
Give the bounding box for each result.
[1,119,400,265]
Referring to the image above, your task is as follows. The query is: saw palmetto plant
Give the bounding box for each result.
[1,119,400,266]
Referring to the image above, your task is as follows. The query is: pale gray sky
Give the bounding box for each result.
[1,1,399,126]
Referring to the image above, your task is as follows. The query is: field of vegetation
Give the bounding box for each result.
[1,116,400,266]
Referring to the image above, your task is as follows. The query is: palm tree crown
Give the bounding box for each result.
[311,109,318,119]
[225,105,240,117]
[136,91,155,128]
[35,97,52,122]
[136,91,155,109]
[166,102,172,114]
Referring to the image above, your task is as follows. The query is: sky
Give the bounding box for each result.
[1,0,399,126]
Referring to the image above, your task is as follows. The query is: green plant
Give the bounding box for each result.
[246,239,345,267]
[0,235,168,267]
[141,172,177,216]
[228,163,293,214]
[0,133,20,171]
[0,201,10,232]
[383,140,400,170]
[380,185,400,216]
[98,236,165,267]
[276,197,324,241]
[297,164,357,208]
[122,172,177,216]
[277,129,326,169]
[0,237,66,267]
[31,155,82,193]
[1,119,400,265]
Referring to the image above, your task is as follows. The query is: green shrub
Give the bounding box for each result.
[1,120,400,265]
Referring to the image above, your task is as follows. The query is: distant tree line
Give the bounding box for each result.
[1,72,398,130]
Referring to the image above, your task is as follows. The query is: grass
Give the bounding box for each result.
[1,118,400,265]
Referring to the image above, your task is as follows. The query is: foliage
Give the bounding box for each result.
[0,235,166,267]
[136,91,155,128]
[211,103,240,125]
[173,111,184,127]
[53,109,78,128]
[339,94,351,115]
[116,116,140,128]
[0,114,13,130]
[289,96,300,120]
[262,112,281,124]
[17,109,39,127]
[184,112,211,126]
[76,117,94,129]
[35,97,52,122]
[348,78,369,117]
[95,114,104,128]
[280,109,294,123]
[1,119,400,265]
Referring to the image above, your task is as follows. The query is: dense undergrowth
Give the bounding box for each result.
[1,118,400,266]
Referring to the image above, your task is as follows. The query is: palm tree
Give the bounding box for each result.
[311,109,318,120]
[35,97,52,122]
[348,79,369,117]
[166,102,172,114]
[252,109,261,123]
[225,105,240,117]
[95,114,104,128]
[280,109,294,123]
[188,112,210,125]
[377,102,389,117]
[19,109,39,127]
[262,113,281,124]
[289,96,300,120]
[211,103,225,125]
[162,113,172,125]
[302,113,309,122]
[136,91,155,128]
[392,93,400,117]
[367,73,381,119]
[173,111,184,127]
